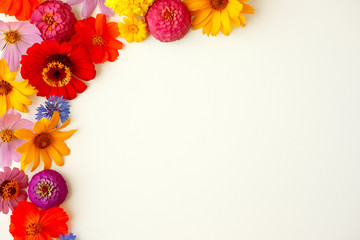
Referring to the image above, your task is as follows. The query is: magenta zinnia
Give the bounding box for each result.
[0,167,28,214]
[0,20,42,72]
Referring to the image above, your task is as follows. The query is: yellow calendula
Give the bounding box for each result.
[0,59,37,116]
[105,0,155,17]
[183,0,255,36]
[15,111,76,172]
[118,16,148,43]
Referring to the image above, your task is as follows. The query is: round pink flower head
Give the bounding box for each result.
[30,0,77,42]
[0,167,28,214]
[146,0,191,42]
[0,109,33,169]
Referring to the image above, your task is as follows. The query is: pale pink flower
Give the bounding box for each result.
[67,0,114,19]
[0,20,42,72]
[0,109,33,168]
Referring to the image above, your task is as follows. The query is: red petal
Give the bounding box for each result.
[95,13,106,36]
[39,206,69,238]
[71,77,87,93]
[65,82,77,100]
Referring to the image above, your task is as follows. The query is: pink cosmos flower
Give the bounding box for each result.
[30,0,77,42]
[0,167,28,214]
[0,109,33,168]
[0,20,42,72]
[67,0,114,19]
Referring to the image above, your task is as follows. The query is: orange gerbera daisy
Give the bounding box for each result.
[0,0,41,21]
[72,13,123,64]
[10,201,68,240]
[14,111,76,172]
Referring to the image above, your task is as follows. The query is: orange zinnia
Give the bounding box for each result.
[0,0,41,21]
[10,201,68,240]
[14,111,76,172]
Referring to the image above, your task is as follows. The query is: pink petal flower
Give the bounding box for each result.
[67,0,114,18]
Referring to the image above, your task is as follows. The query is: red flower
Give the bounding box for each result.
[72,13,123,64]
[20,40,96,100]
[10,201,69,240]
[0,0,40,21]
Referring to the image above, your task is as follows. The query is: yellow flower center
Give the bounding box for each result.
[34,133,52,149]
[128,25,139,33]
[0,80,13,95]
[0,129,14,143]
[209,0,228,11]
[42,61,72,87]
[25,223,42,236]
[162,7,175,20]
[36,181,54,198]
[42,13,57,30]
[4,30,20,44]
[0,180,19,201]
[92,35,105,45]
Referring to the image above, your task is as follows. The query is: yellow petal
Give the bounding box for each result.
[40,150,52,170]
[14,129,35,141]
[51,130,77,141]
[16,142,31,154]
[33,118,47,133]
[44,111,60,132]
[31,149,41,172]
[184,0,209,11]
[0,59,10,77]
[53,119,71,131]
[220,10,232,36]
[211,11,222,36]
[47,146,64,166]
[0,94,7,116]
[242,3,255,14]
[52,140,71,155]
[192,8,212,26]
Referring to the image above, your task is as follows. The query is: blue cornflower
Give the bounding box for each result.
[36,96,70,123]
[59,233,77,240]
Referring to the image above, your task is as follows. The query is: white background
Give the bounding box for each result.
[1,0,360,239]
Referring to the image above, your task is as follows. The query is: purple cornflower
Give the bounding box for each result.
[0,20,42,72]
[36,96,70,123]
[28,169,68,209]
[67,0,114,19]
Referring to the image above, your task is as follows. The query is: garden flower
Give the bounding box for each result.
[0,109,33,168]
[0,0,40,21]
[0,167,28,214]
[105,0,154,17]
[67,0,114,19]
[20,40,96,100]
[72,14,123,64]
[0,59,37,116]
[146,0,191,42]
[28,169,68,209]
[118,16,148,43]
[30,0,77,42]
[10,201,69,239]
[0,20,42,72]
[36,96,70,123]
[14,111,76,172]
[59,232,77,240]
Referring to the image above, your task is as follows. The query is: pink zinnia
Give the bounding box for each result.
[67,0,114,19]
[146,0,191,42]
[30,0,77,42]
[0,109,33,168]
[0,21,42,72]
[0,167,28,214]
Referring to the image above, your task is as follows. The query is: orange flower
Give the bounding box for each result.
[14,111,76,172]
[0,0,41,21]
[72,13,124,64]
[10,201,68,240]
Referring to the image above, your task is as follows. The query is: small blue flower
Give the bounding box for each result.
[59,233,77,240]
[36,96,70,123]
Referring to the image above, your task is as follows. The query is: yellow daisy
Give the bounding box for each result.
[183,0,254,36]
[118,16,148,43]
[14,111,76,172]
[105,0,154,17]
[0,59,37,116]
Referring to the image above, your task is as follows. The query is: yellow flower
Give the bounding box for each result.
[105,0,155,17]
[0,59,37,116]
[118,16,148,43]
[14,111,76,172]
[183,0,255,36]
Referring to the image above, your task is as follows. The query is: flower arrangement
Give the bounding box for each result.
[0,0,254,238]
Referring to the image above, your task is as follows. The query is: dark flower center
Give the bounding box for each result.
[162,7,175,20]
[92,35,105,45]
[0,180,19,201]
[0,129,14,143]
[36,180,54,199]
[0,80,13,95]
[43,54,72,87]
[4,30,20,44]
[210,0,229,11]
[26,223,42,236]
[34,133,52,149]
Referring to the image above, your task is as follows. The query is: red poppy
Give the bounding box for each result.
[72,13,123,64]
[10,201,68,240]
[0,0,40,21]
[20,40,96,100]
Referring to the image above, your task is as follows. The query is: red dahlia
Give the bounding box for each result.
[20,40,96,100]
